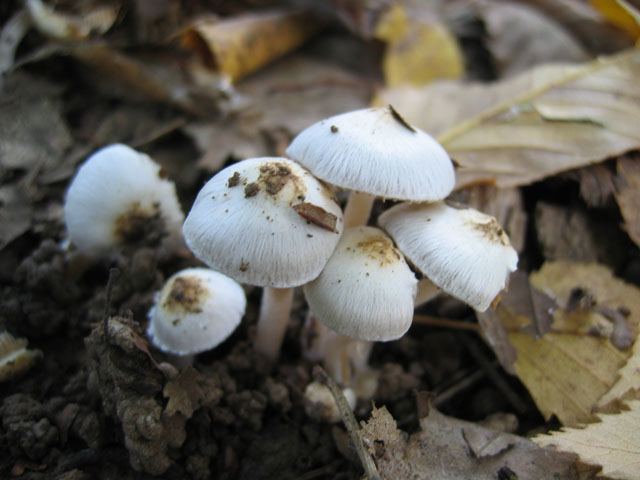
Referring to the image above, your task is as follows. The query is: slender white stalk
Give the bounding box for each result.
[414,277,441,307]
[343,191,375,228]
[254,287,295,362]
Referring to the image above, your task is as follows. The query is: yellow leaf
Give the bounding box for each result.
[590,0,640,39]
[499,261,640,426]
[374,4,463,87]
[374,48,640,188]
[534,400,640,479]
[598,336,640,411]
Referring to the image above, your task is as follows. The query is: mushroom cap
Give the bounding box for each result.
[147,268,246,355]
[64,144,184,257]
[378,202,518,311]
[286,106,455,201]
[303,226,417,341]
[183,157,343,288]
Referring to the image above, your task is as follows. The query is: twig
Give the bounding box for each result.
[432,368,486,408]
[103,267,119,342]
[313,366,381,480]
[413,315,481,333]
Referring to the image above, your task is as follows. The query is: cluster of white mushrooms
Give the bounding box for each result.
[63,106,518,421]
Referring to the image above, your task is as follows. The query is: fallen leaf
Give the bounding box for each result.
[163,367,205,418]
[358,403,586,479]
[590,0,640,38]
[598,337,640,411]
[534,399,640,479]
[183,10,320,83]
[499,261,640,426]
[614,154,640,248]
[374,3,463,86]
[519,0,633,54]
[374,48,640,188]
[192,54,371,171]
[0,9,30,89]
[477,0,588,77]
[26,0,118,42]
[570,163,617,208]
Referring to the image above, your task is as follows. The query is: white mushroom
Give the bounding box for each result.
[182,157,343,361]
[303,381,356,423]
[64,144,185,257]
[147,268,246,362]
[286,105,455,226]
[303,226,417,341]
[378,201,518,312]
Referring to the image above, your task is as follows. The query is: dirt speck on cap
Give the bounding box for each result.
[162,276,206,314]
[228,172,241,187]
[114,202,165,248]
[355,234,401,267]
[244,182,260,197]
[470,217,510,246]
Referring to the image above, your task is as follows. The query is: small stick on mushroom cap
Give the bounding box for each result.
[182,157,344,362]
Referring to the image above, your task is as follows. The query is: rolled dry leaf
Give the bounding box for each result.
[183,10,321,82]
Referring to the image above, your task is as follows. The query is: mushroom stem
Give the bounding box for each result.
[343,192,375,228]
[254,287,295,361]
[414,277,441,307]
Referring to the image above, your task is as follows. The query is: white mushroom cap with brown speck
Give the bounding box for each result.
[378,202,518,311]
[286,106,455,201]
[303,226,417,341]
[147,268,246,355]
[182,157,344,288]
[64,144,185,257]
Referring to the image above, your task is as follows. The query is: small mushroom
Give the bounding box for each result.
[147,268,246,364]
[378,201,518,311]
[64,144,185,258]
[303,226,417,341]
[303,381,356,423]
[182,157,343,361]
[286,105,455,226]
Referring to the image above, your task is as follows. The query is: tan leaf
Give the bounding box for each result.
[598,337,640,411]
[477,0,588,77]
[374,3,463,86]
[374,48,640,188]
[614,154,640,248]
[534,399,640,479]
[498,261,640,426]
[183,10,320,83]
[358,403,585,479]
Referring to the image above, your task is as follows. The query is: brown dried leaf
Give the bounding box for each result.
[518,0,633,54]
[163,367,204,418]
[477,0,588,77]
[193,54,371,171]
[614,154,640,248]
[534,399,640,480]
[500,261,640,426]
[375,48,640,188]
[358,404,585,479]
[183,10,321,83]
